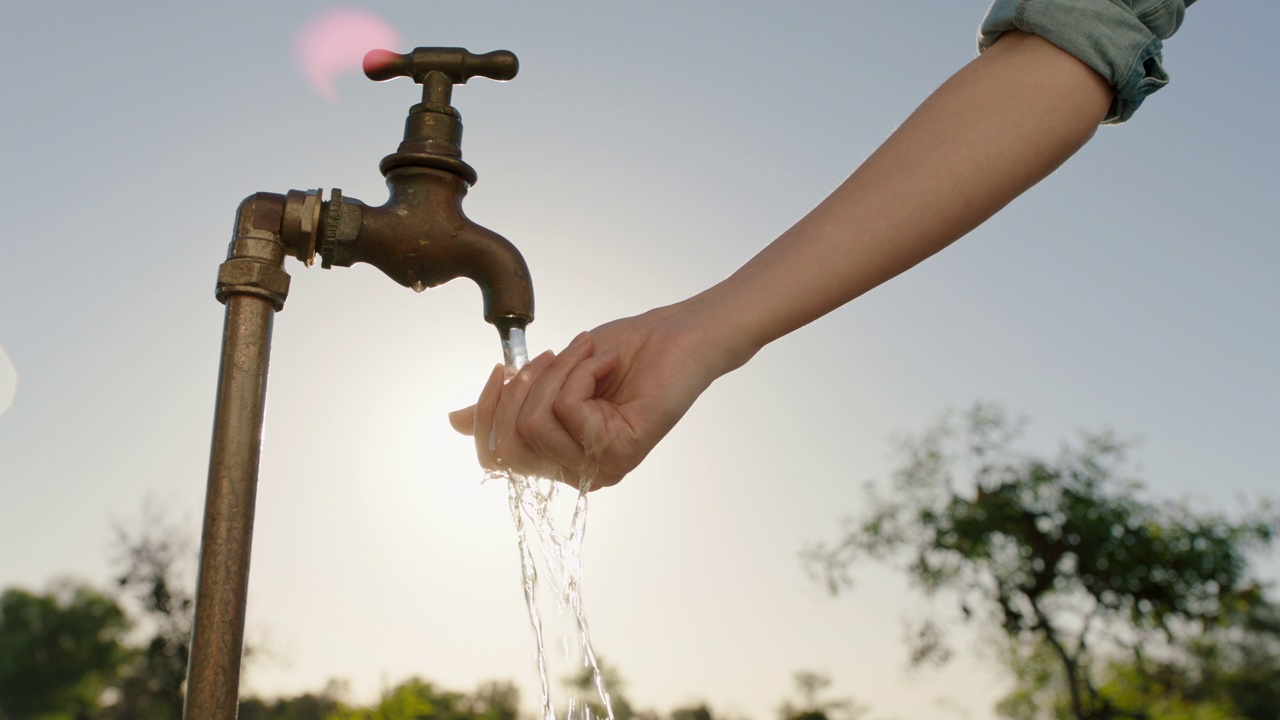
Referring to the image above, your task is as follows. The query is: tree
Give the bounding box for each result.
[804,403,1280,720]
[466,680,521,720]
[97,512,198,720]
[563,658,653,720]
[0,583,129,720]
[777,671,864,720]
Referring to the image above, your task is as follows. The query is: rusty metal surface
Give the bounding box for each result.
[363,47,518,90]
[185,195,288,720]
[284,48,535,329]
[185,49,534,718]
[343,167,533,326]
[280,189,322,267]
[186,294,275,720]
[215,258,290,310]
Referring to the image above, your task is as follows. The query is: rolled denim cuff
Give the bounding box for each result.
[978,0,1191,124]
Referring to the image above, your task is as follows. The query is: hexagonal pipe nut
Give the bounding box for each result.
[215,258,291,310]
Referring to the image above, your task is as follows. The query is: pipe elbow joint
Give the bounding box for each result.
[232,192,286,243]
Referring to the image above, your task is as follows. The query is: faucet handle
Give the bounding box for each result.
[364,48,518,104]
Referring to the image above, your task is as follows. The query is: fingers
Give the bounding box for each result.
[456,331,627,488]
[553,349,622,455]
[473,363,505,470]
[490,349,557,473]
[516,332,596,471]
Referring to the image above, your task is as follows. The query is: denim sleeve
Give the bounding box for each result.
[978,0,1193,124]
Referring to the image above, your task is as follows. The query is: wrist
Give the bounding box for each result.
[666,283,765,380]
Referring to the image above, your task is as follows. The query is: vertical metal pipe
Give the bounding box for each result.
[186,194,290,720]
[184,293,276,720]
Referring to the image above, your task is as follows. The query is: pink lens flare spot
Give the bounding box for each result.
[293,7,402,103]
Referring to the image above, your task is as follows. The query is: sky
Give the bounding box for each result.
[1,2,1278,719]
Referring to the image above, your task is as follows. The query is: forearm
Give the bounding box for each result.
[685,31,1113,372]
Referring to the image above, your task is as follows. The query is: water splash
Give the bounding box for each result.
[490,466,613,720]
[493,331,614,720]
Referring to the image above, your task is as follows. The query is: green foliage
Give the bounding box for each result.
[669,704,716,720]
[1093,662,1236,720]
[0,511,201,720]
[1093,591,1280,720]
[2,511,888,720]
[327,678,456,720]
[805,403,1280,720]
[237,685,344,720]
[326,678,520,720]
[0,583,129,720]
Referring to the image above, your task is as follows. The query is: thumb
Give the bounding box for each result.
[448,405,476,436]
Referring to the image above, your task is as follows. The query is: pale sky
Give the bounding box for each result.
[1,3,1277,720]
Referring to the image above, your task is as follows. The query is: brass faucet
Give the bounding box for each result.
[280,47,534,334]
[187,48,532,720]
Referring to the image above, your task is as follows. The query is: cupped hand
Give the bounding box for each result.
[449,303,742,489]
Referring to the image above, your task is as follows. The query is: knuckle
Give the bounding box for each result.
[514,413,539,440]
[551,396,574,418]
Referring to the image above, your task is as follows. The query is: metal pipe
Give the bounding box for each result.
[185,195,289,720]
[183,49,527,715]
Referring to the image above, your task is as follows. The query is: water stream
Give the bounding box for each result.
[494,329,614,720]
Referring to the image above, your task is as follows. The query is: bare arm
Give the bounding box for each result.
[693,29,1113,372]
[452,31,1115,487]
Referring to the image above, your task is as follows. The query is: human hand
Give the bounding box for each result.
[449,303,750,489]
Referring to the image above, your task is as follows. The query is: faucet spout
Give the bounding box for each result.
[335,167,534,329]
[449,215,536,331]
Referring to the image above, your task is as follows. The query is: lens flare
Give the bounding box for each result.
[293,7,402,103]
[0,343,15,414]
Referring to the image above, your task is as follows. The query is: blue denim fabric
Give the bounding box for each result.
[978,0,1193,123]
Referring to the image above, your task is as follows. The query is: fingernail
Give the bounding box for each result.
[567,332,589,351]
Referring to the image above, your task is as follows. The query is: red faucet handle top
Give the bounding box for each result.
[362,47,518,85]
[362,49,403,80]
